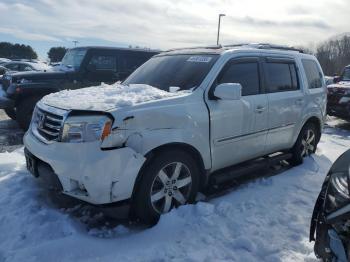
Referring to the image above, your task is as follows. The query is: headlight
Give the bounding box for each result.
[61,115,112,143]
[326,171,350,213]
[330,172,350,199]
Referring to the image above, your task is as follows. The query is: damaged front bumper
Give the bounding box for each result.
[23,130,146,205]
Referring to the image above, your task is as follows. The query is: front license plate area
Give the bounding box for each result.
[25,150,39,177]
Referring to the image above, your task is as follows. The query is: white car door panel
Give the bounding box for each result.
[266,90,304,152]
[263,58,304,153]
[206,57,268,171]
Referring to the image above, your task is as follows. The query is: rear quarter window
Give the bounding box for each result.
[302,59,323,89]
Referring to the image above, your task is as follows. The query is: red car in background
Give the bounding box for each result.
[327,65,350,120]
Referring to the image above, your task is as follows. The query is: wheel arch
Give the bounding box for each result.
[303,116,322,143]
[130,142,208,208]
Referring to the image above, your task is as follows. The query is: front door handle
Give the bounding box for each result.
[295,98,304,105]
[255,106,265,113]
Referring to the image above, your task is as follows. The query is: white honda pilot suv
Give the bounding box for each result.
[24,44,327,224]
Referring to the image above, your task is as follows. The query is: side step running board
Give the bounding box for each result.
[210,152,292,185]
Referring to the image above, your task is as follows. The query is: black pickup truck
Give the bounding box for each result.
[0,46,159,129]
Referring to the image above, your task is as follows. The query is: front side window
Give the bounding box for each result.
[217,61,260,96]
[302,59,323,89]
[5,63,19,71]
[61,49,87,70]
[88,55,117,71]
[124,54,219,91]
[266,62,299,92]
[341,67,350,81]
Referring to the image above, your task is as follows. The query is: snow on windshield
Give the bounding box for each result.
[42,83,189,111]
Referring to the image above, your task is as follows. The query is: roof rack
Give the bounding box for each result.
[165,43,304,53]
[223,43,304,53]
[166,45,222,52]
[256,43,304,53]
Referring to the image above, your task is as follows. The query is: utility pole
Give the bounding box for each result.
[72,40,79,47]
[217,14,226,46]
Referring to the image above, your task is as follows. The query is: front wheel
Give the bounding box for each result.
[134,150,200,224]
[289,122,318,166]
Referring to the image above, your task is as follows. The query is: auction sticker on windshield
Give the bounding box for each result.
[187,56,212,63]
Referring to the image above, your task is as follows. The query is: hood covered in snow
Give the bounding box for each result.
[328,81,350,89]
[42,83,189,111]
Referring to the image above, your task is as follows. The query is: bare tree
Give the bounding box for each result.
[316,35,350,76]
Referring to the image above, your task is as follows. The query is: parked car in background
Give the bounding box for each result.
[0,66,8,77]
[325,76,335,86]
[2,61,52,72]
[327,65,350,120]
[24,44,326,224]
[0,46,159,129]
[0,58,11,65]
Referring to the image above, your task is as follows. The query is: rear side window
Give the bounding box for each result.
[265,62,299,93]
[5,63,19,71]
[302,59,323,89]
[217,62,260,96]
[119,53,149,73]
[88,55,117,71]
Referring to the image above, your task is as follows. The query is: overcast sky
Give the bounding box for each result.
[0,0,348,58]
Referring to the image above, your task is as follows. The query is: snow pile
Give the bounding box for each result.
[42,83,188,111]
[0,125,350,261]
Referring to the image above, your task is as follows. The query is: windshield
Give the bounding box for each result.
[342,68,350,81]
[60,49,87,70]
[123,54,219,91]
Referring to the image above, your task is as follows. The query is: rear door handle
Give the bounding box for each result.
[255,106,265,113]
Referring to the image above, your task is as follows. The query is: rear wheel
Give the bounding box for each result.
[16,96,41,130]
[289,122,318,166]
[4,108,16,120]
[134,150,199,224]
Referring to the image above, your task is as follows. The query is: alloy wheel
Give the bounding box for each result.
[150,162,192,214]
[300,129,316,157]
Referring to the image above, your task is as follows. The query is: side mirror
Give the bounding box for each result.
[214,83,242,100]
[334,76,341,83]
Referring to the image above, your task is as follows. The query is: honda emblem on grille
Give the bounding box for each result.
[38,114,46,129]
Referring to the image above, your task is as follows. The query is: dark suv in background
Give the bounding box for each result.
[327,65,350,120]
[0,46,159,129]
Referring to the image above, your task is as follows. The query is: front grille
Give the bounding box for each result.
[32,103,67,142]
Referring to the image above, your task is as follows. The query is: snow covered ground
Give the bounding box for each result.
[0,120,350,262]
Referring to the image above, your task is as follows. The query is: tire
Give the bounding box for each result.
[289,122,318,166]
[4,108,16,120]
[134,150,200,225]
[16,96,41,130]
